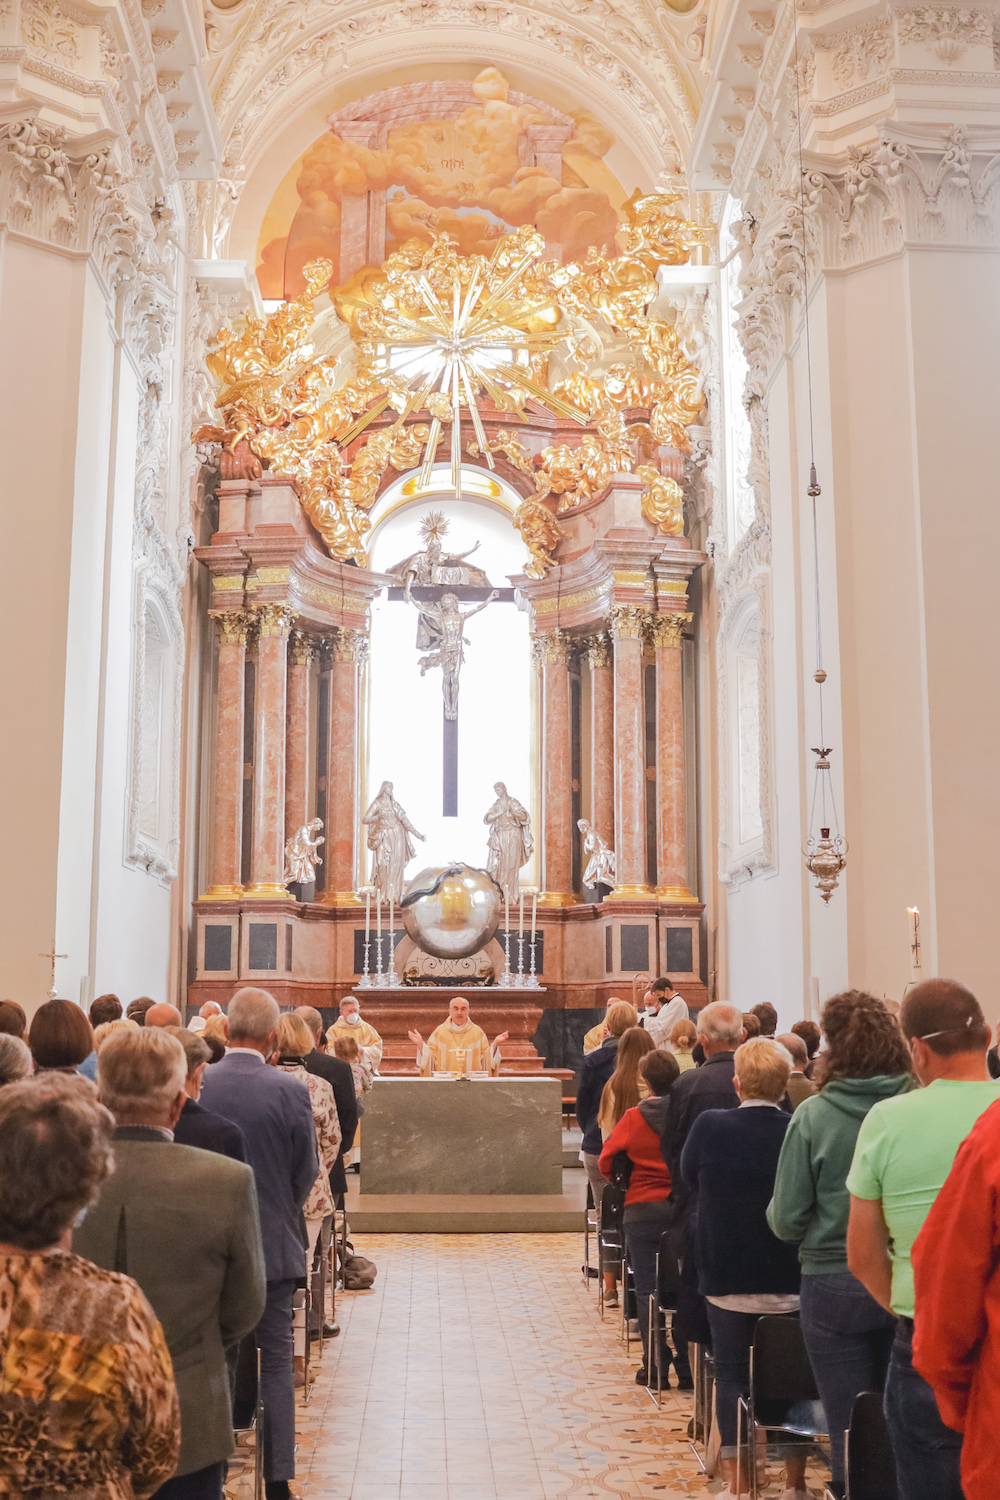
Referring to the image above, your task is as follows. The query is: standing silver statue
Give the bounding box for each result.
[485,782,533,905]
[578,818,616,889]
[362,780,425,904]
[284,818,325,886]
[404,579,497,720]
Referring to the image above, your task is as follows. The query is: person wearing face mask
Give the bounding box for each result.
[327,995,383,1073]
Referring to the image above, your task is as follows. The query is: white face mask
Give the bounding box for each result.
[342,1011,360,1026]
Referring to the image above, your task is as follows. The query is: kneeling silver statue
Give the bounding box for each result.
[578,818,616,890]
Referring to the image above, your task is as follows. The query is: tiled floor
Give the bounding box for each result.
[226,1233,829,1499]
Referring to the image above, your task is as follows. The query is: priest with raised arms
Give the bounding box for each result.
[409,997,508,1077]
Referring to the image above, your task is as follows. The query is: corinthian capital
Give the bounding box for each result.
[649,611,693,649]
[253,603,295,639]
[607,604,649,643]
[211,610,251,646]
[531,629,571,666]
[330,627,369,664]
[289,630,315,667]
[584,632,612,670]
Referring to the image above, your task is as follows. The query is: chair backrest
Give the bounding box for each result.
[847,1391,898,1500]
[601,1184,626,1228]
[656,1230,680,1306]
[751,1316,820,1405]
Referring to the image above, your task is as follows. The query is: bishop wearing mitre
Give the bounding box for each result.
[408,997,508,1077]
[327,995,383,1072]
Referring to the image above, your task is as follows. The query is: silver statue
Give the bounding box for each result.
[284,818,325,886]
[578,818,616,889]
[404,578,497,720]
[485,782,533,905]
[362,780,425,904]
[388,510,492,654]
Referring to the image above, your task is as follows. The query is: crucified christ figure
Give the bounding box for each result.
[404,577,498,720]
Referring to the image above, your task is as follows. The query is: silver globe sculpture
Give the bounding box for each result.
[401,863,502,959]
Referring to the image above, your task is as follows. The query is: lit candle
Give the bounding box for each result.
[907,906,921,979]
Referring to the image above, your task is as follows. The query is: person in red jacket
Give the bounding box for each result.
[912,1096,1000,1500]
[599,1047,687,1387]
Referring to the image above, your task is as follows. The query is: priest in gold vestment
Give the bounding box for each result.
[327,995,383,1072]
[409,997,508,1076]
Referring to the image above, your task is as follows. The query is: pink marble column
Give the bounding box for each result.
[320,627,368,903]
[609,606,653,898]
[284,631,313,841]
[654,614,695,900]
[586,633,615,852]
[247,605,294,899]
[204,611,249,899]
[536,631,574,901]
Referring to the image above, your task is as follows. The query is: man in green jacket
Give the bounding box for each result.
[767,989,913,1496]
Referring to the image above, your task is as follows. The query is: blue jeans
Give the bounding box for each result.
[706,1304,762,1454]
[256,1279,297,1482]
[624,1205,689,1379]
[799,1272,895,1487]
[884,1318,964,1500]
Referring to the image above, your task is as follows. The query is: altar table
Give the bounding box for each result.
[360,1076,563,1196]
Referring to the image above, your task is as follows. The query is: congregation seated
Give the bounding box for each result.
[776,1031,817,1111]
[0,1072,180,1497]
[599,1048,687,1387]
[669,1018,697,1071]
[75,1026,265,1500]
[0,1031,32,1086]
[767,990,910,1497]
[199,988,318,1500]
[679,1036,807,1500]
[165,1026,247,1162]
[0,998,28,1039]
[29,997,94,1076]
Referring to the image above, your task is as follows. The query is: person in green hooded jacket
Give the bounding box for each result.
[767,990,913,1498]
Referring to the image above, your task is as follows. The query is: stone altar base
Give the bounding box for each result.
[348,1076,585,1232]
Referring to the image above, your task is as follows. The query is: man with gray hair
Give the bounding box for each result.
[75,1027,266,1500]
[0,1032,32,1087]
[200,988,318,1500]
[659,1001,746,1365]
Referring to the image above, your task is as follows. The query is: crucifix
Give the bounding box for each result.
[387,512,512,816]
[39,944,67,999]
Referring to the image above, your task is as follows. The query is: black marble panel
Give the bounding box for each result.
[666,925,694,975]
[248,923,277,971]
[204,925,232,972]
[620,923,650,973]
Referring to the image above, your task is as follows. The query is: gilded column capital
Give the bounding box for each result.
[584,632,612,670]
[649,611,693,648]
[531,629,571,667]
[252,603,295,639]
[331,626,370,664]
[608,604,650,643]
[289,629,316,667]
[211,610,251,646]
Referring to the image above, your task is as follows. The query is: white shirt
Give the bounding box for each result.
[645,994,689,1048]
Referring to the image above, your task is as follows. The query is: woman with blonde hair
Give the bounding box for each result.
[274,1012,341,1385]
[92,1017,140,1051]
[669,1018,698,1072]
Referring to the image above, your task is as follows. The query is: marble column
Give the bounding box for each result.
[285,630,313,842]
[321,626,368,903]
[204,611,249,899]
[652,614,695,900]
[246,604,294,899]
[609,606,652,899]
[586,633,614,851]
[536,631,574,902]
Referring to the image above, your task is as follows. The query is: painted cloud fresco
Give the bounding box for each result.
[256,66,627,303]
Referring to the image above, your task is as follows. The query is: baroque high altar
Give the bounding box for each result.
[189,199,710,1071]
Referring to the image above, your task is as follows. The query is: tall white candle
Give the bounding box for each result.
[519,891,524,939]
[530,889,537,941]
[365,889,371,943]
[376,892,382,958]
[389,896,394,969]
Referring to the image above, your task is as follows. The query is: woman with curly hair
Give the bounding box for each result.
[767,990,913,1497]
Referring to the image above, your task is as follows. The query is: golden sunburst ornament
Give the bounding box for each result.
[197,194,709,575]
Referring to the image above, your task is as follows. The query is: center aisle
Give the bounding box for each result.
[247,1233,708,1500]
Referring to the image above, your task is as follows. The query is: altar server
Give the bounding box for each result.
[328,995,383,1072]
[583,998,616,1055]
[409,996,508,1076]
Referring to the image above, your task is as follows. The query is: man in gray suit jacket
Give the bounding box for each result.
[75,1027,266,1500]
[199,987,318,1500]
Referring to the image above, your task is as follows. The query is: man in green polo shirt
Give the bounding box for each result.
[846,979,998,1500]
